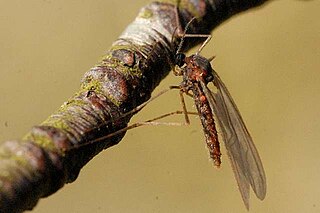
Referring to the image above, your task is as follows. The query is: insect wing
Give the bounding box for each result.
[200,71,266,209]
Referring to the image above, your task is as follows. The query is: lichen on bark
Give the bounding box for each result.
[0,0,269,211]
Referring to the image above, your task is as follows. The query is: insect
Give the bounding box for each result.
[171,16,267,209]
[60,11,266,211]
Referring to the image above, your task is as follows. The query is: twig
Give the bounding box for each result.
[0,0,269,212]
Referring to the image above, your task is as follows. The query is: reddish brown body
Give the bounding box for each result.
[179,54,221,167]
[175,50,266,209]
[166,15,265,207]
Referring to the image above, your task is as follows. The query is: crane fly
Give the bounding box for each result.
[172,17,267,209]
[61,16,266,211]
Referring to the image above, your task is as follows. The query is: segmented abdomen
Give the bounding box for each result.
[192,82,221,167]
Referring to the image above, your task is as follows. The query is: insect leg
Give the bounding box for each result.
[169,85,194,124]
[179,34,212,55]
[179,90,190,124]
[71,86,198,150]
[78,110,198,148]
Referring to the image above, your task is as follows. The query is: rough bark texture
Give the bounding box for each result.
[0,0,269,212]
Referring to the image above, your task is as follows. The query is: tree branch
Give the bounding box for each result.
[0,0,269,212]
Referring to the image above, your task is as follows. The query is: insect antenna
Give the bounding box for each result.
[175,17,197,55]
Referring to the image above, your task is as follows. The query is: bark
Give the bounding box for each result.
[0,0,269,212]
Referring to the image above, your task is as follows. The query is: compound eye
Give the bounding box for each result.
[175,53,186,67]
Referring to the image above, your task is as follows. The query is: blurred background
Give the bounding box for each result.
[0,0,319,212]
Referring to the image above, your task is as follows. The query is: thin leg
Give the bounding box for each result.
[71,84,201,150]
[144,110,198,123]
[169,85,193,124]
[196,34,211,54]
[179,90,190,124]
[170,85,193,98]
[72,110,198,149]
[179,34,212,55]
[173,1,213,55]
[175,17,197,54]
[99,110,199,141]
[71,86,195,150]
[81,87,174,139]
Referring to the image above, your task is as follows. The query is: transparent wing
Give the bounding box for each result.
[200,71,266,209]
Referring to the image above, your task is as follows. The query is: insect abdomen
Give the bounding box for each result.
[192,82,221,167]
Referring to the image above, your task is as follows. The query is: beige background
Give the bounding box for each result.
[0,0,320,212]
